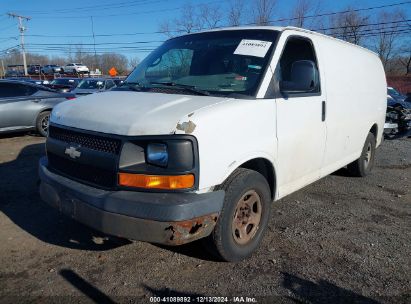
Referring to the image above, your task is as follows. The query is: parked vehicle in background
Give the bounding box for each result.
[5,65,25,77]
[61,63,89,74]
[27,65,41,75]
[5,70,24,77]
[0,80,75,136]
[41,65,62,74]
[39,26,386,262]
[71,78,117,96]
[387,87,406,102]
[43,78,80,92]
[384,95,411,139]
[6,77,46,86]
[112,78,124,87]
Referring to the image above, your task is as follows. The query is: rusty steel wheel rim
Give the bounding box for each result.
[364,142,372,168]
[232,190,262,245]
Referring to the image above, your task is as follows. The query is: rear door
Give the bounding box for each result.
[0,83,40,130]
[274,34,327,197]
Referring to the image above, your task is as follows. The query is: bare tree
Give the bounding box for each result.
[175,3,199,33]
[397,13,411,74]
[252,0,277,26]
[372,11,405,71]
[398,45,411,75]
[159,20,175,38]
[158,3,200,37]
[329,8,370,45]
[290,0,322,29]
[198,3,222,29]
[129,57,141,70]
[98,53,129,74]
[4,50,49,66]
[228,0,245,27]
[74,44,86,63]
[50,56,66,66]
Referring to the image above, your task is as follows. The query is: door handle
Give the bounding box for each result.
[322,101,326,122]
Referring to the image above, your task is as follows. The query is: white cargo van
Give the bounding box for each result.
[39,26,386,261]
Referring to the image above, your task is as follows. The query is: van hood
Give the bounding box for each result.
[51,91,230,136]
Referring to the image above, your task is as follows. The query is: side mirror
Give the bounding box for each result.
[280,60,318,93]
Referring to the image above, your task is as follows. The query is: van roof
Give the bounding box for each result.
[181,26,379,58]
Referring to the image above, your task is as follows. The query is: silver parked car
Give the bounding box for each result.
[41,64,62,75]
[0,80,76,136]
[71,78,117,96]
[61,63,89,74]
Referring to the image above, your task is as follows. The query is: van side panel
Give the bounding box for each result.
[316,37,387,176]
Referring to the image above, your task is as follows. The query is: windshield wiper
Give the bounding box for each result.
[149,81,211,96]
[121,81,145,91]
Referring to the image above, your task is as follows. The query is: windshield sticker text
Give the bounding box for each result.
[234,40,272,58]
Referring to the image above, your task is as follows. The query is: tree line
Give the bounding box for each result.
[1,0,410,76]
[3,47,140,75]
[159,0,411,76]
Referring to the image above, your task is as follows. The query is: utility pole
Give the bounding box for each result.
[1,58,5,78]
[8,12,31,76]
[90,16,97,73]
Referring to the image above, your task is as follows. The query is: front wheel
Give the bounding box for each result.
[204,168,272,262]
[347,132,376,177]
[36,111,50,137]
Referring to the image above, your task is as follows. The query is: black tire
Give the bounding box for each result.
[36,111,50,137]
[347,132,376,177]
[204,168,272,262]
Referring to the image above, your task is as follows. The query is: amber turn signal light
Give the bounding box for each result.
[118,173,195,190]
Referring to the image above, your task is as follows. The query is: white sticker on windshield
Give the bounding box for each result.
[234,39,272,58]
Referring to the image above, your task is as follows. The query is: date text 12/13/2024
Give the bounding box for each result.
[149,296,257,303]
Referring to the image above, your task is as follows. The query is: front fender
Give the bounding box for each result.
[177,98,278,193]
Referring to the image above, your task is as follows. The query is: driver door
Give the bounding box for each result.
[275,34,327,197]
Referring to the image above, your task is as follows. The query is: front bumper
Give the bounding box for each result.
[38,157,224,245]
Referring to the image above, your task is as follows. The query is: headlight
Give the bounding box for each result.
[147,143,168,167]
[118,137,198,190]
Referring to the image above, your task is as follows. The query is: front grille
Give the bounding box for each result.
[48,153,116,188]
[48,126,121,155]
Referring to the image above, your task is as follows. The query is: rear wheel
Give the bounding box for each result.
[204,168,272,262]
[347,132,376,177]
[36,111,50,137]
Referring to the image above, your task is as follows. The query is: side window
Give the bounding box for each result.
[0,83,37,98]
[277,37,320,96]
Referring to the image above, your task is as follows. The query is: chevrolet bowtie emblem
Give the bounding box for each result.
[65,146,81,159]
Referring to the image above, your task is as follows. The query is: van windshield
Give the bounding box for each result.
[125,30,278,97]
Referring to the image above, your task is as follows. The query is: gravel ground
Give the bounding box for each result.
[0,134,410,304]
